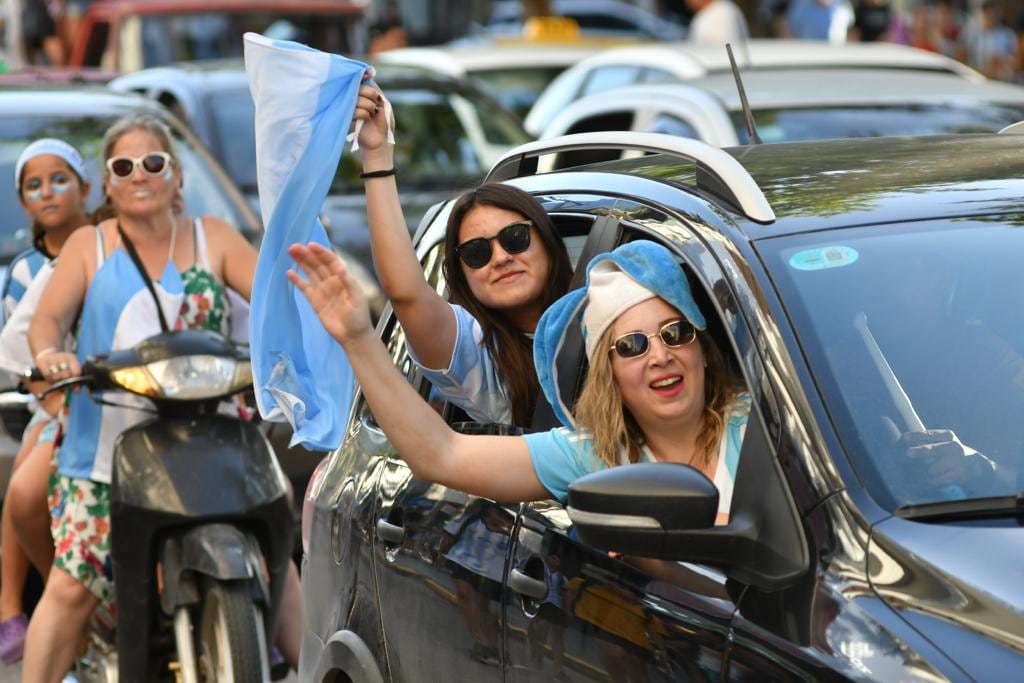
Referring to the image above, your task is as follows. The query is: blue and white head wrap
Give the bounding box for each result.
[15,138,88,191]
[533,240,707,427]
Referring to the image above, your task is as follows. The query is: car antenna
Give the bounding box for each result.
[726,43,762,145]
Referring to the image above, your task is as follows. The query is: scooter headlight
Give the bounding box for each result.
[110,355,252,399]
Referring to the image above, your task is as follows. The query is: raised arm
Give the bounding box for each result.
[288,241,547,502]
[354,84,458,370]
[29,227,94,382]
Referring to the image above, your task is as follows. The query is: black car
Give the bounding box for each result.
[300,131,1024,682]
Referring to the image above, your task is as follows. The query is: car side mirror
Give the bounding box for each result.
[567,462,718,557]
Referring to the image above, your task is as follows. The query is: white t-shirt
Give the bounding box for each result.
[690,0,750,45]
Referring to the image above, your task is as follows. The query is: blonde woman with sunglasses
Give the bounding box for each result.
[353,83,573,427]
[22,115,302,680]
[289,240,751,522]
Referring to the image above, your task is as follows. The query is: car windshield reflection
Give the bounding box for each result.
[764,221,1024,509]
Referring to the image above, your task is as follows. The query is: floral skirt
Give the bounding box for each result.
[48,469,114,605]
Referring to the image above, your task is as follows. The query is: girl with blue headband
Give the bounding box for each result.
[289,239,750,522]
[0,138,92,664]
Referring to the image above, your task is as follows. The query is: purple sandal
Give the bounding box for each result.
[0,613,27,664]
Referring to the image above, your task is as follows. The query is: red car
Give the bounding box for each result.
[69,0,369,71]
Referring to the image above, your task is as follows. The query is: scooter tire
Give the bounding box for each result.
[196,579,269,683]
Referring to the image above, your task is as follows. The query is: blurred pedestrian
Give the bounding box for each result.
[57,0,91,61]
[851,0,892,41]
[961,0,1017,81]
[686,0,750,44]
[785,0,856,43]
[21,0,62,65]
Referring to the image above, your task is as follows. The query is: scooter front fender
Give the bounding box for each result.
[158,524,270,615]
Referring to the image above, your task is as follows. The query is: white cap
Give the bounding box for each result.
[581,262,656,360]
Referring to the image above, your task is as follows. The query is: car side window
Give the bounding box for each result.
[647,113,700,140]
[579,65,642,98]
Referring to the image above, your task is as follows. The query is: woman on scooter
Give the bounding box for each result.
[353,83,572,426]
[0,139,91,665]
[23,115,302,681]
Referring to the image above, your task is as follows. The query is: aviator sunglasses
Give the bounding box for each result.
[106,152,172,180]
[23,172,73,202]
[610,319,697,359]
[455,220,533,269]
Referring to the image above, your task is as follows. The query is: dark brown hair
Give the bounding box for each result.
[442,184,572,425]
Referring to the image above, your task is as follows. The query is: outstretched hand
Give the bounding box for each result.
[287,243,373,346]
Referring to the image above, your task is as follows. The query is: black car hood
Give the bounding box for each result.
[869,516,1024,673]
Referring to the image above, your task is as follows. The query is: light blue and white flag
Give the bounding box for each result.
[244,32,368,450]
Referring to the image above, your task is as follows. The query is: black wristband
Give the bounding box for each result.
[359,168,396,179]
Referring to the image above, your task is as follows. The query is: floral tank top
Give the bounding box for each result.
[176,218,230,335]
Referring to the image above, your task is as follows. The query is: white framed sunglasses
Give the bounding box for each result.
[105,152,173,179]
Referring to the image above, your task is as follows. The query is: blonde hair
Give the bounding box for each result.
[574,325,740,470]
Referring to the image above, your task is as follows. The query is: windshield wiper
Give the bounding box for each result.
[896,493,1024,522]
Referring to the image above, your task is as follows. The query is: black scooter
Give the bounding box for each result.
[45,329,293,682]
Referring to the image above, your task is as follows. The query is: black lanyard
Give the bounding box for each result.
[116,223,171,333]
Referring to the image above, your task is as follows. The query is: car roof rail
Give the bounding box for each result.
[485,132,776,224]
[998,121,1024,135]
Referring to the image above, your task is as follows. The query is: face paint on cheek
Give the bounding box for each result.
[50,174,72,195]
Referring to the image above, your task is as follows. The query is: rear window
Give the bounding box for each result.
[733,103,1024,143]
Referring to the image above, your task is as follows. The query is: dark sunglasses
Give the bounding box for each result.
[455,220,532,269]
[106,152,172,179]
[610,319,697,359]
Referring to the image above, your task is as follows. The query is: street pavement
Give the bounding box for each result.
[0,659,299,680]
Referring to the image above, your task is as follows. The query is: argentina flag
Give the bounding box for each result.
[244,32,365,450]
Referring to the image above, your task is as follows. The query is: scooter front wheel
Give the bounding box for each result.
[195,579,270,682]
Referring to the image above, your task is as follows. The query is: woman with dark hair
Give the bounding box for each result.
[353,84,572,426]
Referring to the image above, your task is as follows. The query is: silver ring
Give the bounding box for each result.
[58,362,69,371]
[48,364,59,375]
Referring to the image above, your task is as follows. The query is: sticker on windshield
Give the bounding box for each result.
[788,246,859,271]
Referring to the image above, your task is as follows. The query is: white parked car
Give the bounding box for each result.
[538,69,1024,154]
[525,40,983,136]
[373,42,609,118]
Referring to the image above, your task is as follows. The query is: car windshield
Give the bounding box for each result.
[139,12,359,68]
[331,87,529,192]
[761,220,1024,510]
[470,66,568,118]
[206,84,528,195]
[0,112,251,263]
[732,104,1024,143]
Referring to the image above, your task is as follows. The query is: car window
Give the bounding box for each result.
[470,66,568,119]
[138,12,360,68]
[732,104,1024,144]
[333,88,516,192]
[0,111,252,263]
[206,86,259,194]
[762,220,1024,509]
[647,113,700,140]
[638,67,677,84]
[579,65,642,98]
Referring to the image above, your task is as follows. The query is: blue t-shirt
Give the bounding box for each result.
[411,303,513,424]
[524,394,752,519]
[1,247,47,325]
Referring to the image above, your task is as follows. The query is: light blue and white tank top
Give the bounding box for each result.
[410,303,512,424]
[524,393,752,520]
[59,221,230,483]
[1,247,48,325]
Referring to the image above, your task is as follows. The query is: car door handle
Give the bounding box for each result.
[376,519,406,545]
[509,569,547,601]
